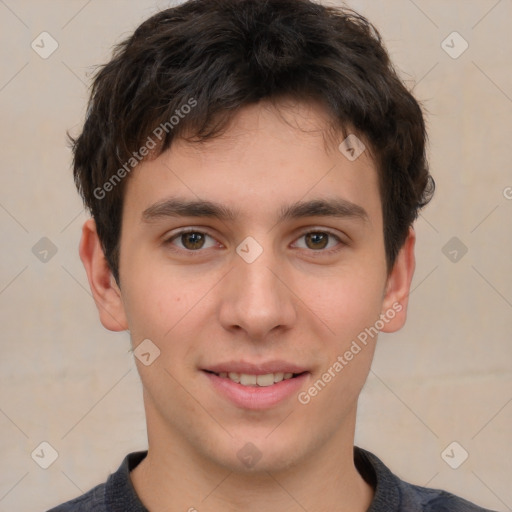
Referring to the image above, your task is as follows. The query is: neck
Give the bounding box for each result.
[130,404,374,512]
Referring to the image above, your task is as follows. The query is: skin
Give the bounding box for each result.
[80,99,416,512]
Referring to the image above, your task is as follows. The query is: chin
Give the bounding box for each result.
[204,429,307,475]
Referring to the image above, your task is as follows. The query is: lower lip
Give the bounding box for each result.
[203,371,309,410]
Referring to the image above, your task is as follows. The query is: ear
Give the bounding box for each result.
[79,218,128,332]
[380,226,416,333]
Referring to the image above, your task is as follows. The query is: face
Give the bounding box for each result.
[83,100,414,474]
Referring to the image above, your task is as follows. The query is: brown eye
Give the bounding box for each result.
[180,232,206,250]
[304,232,329,250]
[292,230,344,253]
[166,230,217,252]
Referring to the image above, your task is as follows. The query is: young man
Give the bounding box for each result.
[48,0,496,510]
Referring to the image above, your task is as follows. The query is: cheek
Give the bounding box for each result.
[120,261,217,356]
[306,268,386,340]
[124,289,184,345]
[299,278,383,415]
[119,263,173,344]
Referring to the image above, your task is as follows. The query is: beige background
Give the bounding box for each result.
[0,0,511,510]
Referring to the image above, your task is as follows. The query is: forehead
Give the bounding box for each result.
[178,98,367,160]
[122,100,382,229]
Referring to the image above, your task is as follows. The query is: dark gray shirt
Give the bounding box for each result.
[47,447,498,511]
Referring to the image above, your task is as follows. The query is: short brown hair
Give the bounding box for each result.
[70,0,434,284]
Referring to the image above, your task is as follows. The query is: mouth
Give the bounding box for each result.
[203,370,307,387]
[201,362,310,410]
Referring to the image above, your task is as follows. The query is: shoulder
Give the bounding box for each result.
[46,482,106,512]
[398,479,498,512]
[355,447,498,512]
[46,450,148,512]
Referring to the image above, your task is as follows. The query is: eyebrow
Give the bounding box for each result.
[142,196,368,224]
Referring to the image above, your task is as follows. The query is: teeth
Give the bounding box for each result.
[240,374,257,386]
[256,374,275,387]
[228,372,240,383]
[217,371,298,386]
[273,372,284,383]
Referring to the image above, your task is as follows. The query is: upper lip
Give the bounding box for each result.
[203,360,309,375]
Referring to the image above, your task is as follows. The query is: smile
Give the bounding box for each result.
[206,370,304,387]
[202,364,310,410]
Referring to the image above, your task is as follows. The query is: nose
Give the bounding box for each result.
[218,242,297,341]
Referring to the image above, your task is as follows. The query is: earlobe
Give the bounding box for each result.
[79,218,128,332]
[380,227,416,333]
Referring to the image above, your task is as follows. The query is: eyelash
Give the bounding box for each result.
[164,228,346,256]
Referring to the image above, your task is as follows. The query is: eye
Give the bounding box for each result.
[292,230,344,252]
[165,229,218,251]
[164,228,345,254]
